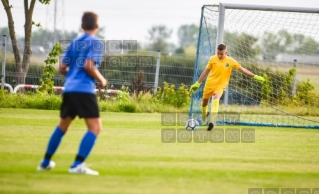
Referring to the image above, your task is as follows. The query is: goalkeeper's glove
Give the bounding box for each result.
[254,75,265,83]
[190,81,201,93]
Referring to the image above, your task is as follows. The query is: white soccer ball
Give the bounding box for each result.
[185,119,199,130]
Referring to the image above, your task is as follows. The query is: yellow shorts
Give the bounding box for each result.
[203,86,225,99]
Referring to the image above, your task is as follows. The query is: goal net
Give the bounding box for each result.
[190,4,319,128]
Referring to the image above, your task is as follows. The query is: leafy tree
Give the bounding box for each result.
[77,26,105,40]
[175,47,185,54]
[37,42,62,94]
[260,30,292,60]
[224,32,260,59]
[32,28,78,44]
[275,32,319,55]
[147,25,172,52]
[0,27,10,37]
[261,30,319,59]
[286,33,304,53]
[177,24,199,48]
[294,36,319,55]
[95,26,105,40]
[1,0,51,84]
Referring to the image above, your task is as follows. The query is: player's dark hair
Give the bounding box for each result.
[81,12,98,30]
[217,43,227,51]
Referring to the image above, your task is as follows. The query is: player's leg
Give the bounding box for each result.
[37,94,75,171]
[201,98,210,124]
[69,118,101,175]
[38,118,73,170]
[207,91,223,131]
[71,118,101,168]
[201,87,214,124]
[69,93,100,175]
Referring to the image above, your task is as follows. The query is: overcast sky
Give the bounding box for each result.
[1,0,319,46]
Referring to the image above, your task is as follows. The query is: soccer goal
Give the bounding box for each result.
[190,3,319,128]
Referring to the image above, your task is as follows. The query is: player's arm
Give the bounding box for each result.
[189,68,210,93]
[238,67,254,77]
[84,59,107,87]
[197,68,210,83]
[58,63,68,76]
[237,66,265,82]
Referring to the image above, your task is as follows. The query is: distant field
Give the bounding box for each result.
[0,108,319,194]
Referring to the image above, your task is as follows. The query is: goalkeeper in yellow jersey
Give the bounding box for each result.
[190,43,265,131]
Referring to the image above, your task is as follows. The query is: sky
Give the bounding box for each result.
[1,0,319,46]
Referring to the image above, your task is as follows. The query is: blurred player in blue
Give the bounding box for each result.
[37,11,107,175]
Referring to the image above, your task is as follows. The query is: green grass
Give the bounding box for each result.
[0,108,319,194]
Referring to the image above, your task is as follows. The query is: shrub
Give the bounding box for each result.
[154,82,190,108]
[116,91,130,103]
[296,79,317,106]
[259,66,318,108]
[0,91,62,110]
[261,73,272,102]
[118,103,137,113]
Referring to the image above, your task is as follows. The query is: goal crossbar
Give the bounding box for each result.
[205,3,319,13]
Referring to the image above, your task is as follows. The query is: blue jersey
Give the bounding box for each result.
[62,34,103,94]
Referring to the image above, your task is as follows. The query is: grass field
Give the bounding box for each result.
[0,108,319,194]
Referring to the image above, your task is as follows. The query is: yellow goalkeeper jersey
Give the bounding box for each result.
[205,55,241,89]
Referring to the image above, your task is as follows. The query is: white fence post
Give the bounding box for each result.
[292,59,297,96]
[1,35,6,90]
[154,50,161,94]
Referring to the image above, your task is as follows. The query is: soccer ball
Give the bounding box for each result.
[185,119,199,130]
